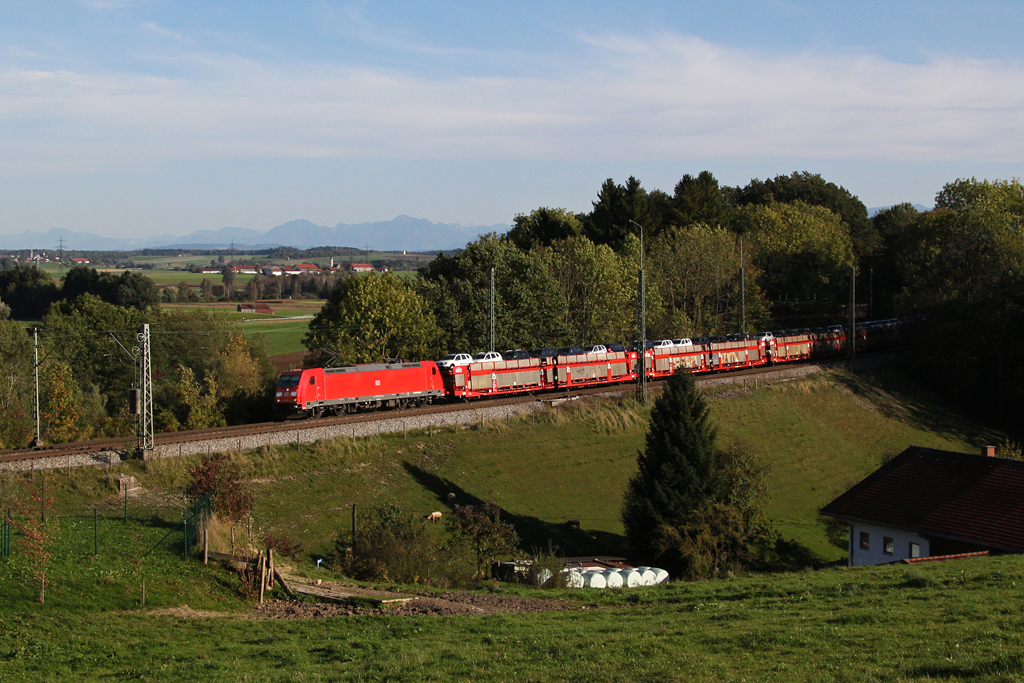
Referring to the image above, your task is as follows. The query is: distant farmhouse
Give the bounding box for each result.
[284,263,321,275]
[347,263,374,273]
[71,257,90,265]
[237,303,275,315]
[821,446,1024,566]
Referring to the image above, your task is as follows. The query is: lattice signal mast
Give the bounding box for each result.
[134,324,154,451]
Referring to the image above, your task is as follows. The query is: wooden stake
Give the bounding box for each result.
[203,527,208,565]
[267,548,275,591]
[231,527,235,557]
[141,580,146,608]
[258,553,265,604]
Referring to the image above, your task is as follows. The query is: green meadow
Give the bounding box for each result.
[1,363,1016,681]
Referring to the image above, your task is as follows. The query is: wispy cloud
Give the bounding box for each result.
[2,32,1023,175]
[314,2,482,58]
[77,0,149,10]
[140,21,183,42]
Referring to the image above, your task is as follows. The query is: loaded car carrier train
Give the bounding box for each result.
[274,320,904,419]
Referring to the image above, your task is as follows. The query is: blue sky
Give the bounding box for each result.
[1,0,1022,237]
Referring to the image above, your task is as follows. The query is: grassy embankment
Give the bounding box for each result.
[1,364,1018,681]
[20,363,993,564]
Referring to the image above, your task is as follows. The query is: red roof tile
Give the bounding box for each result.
[821,447,1024,552]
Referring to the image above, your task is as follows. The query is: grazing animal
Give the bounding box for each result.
[427,511,443,523]
[447,492,456,504]
[565,519,581,528]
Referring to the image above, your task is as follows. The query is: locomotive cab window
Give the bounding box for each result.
[309,376,316,385]
[278,375,301,386]
[432,367,437,375]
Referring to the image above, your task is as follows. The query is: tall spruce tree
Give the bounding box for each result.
[622,368,723,565]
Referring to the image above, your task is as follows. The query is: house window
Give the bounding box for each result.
[909,542,920,559]
[883,537,894,555]
[859,531,870,550]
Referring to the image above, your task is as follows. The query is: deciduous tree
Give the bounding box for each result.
[447,502,520,577]
[305,271,441,364]
[10,477,59,604]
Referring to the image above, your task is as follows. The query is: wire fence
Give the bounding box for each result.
[0,493,212,563]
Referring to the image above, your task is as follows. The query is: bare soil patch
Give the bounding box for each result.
[254,576,584,619]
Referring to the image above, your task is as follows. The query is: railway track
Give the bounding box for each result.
[0,358,848,469]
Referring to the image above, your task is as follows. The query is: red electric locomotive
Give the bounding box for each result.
[274,361,443,418]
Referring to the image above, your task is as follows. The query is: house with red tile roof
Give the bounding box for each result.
[347,263,374,272]
[283,263,321,275]
[820,446,1024,566]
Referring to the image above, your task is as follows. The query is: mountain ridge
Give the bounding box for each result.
[0,216,510,252]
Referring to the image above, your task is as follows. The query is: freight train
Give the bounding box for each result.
[274,320,903,418]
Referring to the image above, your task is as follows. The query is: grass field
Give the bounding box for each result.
[1,363,1017,681]
[157,302,322,355]
[1,551,1022,681]
[25,363,988,564]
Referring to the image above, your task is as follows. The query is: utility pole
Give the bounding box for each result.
[630,220,648,404]
[489,267,495,352]
[849,267,856,372]
[32,327,41,447]
[869,267,874,320]
[739,235,746,335]
[134,324,154,452]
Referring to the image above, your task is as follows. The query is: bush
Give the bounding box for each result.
[337,503,463,585]
[184,453,253,522]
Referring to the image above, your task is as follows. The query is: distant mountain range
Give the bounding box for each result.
[0,215,510,252]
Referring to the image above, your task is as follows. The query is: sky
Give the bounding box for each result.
[1,0,1023,238]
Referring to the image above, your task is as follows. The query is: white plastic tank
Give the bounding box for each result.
[618,569,643,587]
[601,570,624,588]
[564,569,584,589]
[652,567,669,584]
[582,571,607,589]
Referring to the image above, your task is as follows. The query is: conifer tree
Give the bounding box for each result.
[623,369,775,577]
[622,368,721,564]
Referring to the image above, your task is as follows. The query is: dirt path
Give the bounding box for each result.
[252,575,585,619]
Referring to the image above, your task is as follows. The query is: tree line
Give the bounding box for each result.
[0,269,279,448]
[2,171,1021,445]
[307,172,1024,432]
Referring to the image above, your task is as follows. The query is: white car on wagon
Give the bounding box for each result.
[436,353,473,369]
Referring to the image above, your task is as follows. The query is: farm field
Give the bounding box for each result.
[160,301,323,355]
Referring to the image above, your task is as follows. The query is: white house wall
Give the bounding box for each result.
[848,522,930,567]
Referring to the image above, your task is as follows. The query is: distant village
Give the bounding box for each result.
[196,259,377,276]
[2,250,381,275]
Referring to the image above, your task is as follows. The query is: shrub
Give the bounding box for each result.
[338,503,450,584]
[184,453,253,522]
